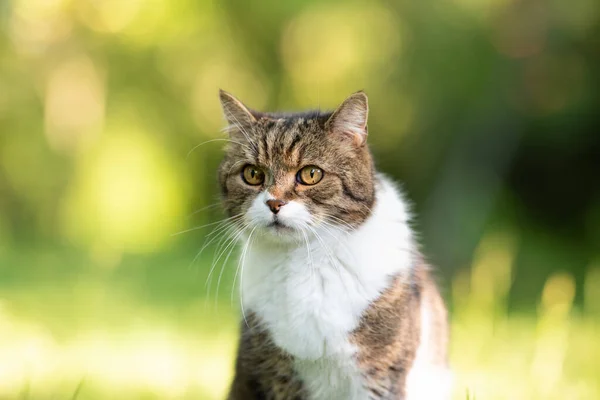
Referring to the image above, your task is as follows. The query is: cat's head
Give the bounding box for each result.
[217,90,376,243]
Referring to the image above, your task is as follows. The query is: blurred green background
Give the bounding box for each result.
[0,0,599,399]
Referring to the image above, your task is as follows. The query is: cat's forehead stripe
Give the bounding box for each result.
[255,118,304,167]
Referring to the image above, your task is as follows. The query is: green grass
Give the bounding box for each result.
[0,241,598,399]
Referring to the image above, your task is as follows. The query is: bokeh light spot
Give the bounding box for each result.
[191,58,268,135]
[281,3,402,106]
[76,0,143,33]
[62,130,185,255]
[9,0,71,54]
[44,55,105,154]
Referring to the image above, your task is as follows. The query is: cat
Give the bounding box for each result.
[216,89,451,400]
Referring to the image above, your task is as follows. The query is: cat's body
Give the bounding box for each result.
[216,90,450,399]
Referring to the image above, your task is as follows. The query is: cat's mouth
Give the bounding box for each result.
[266,219,294,232]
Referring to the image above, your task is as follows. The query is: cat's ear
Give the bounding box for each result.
[219,89,257,130]
[326,91,369,146]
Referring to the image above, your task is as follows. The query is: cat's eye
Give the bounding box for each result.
[297,166,324,185]
[242,165,265,185]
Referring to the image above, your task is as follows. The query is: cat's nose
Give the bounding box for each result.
[266,199,287,214]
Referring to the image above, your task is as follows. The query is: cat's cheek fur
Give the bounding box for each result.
[221,176,260,217]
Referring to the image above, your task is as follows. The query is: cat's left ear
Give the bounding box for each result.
[219,89,257,131]
[326,91,369,146]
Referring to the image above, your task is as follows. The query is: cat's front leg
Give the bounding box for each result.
[227,366,266,400]
[227,314,307,400]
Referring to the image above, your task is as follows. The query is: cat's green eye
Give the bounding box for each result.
[297,166,324,185]
[242,165,265,185]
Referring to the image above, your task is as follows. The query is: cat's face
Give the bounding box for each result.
[217,91,376,243]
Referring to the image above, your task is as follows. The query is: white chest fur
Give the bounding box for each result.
[240,176,414,400]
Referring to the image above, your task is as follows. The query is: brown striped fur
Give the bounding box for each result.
[353,262,449,398]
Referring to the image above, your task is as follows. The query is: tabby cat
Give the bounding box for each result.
[216,90,451,400]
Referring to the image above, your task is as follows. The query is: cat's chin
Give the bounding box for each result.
[256,222,304,245]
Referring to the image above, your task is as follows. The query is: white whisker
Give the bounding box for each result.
[300,227,314,285]
[171,214,242,237]
[234,225,258,328]
[186,202,221,218]
[321,213,358,232]
[227,159,247,175]
[222,109,259,154]
[306,224,363,301]
[204,221,244,291]
[187,138,253,159]
[211,224,249,307]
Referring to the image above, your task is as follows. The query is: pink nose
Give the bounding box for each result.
[266,199,287,214]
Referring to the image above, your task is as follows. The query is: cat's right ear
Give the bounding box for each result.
[219,90,257,132]
[326,91,369,147]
